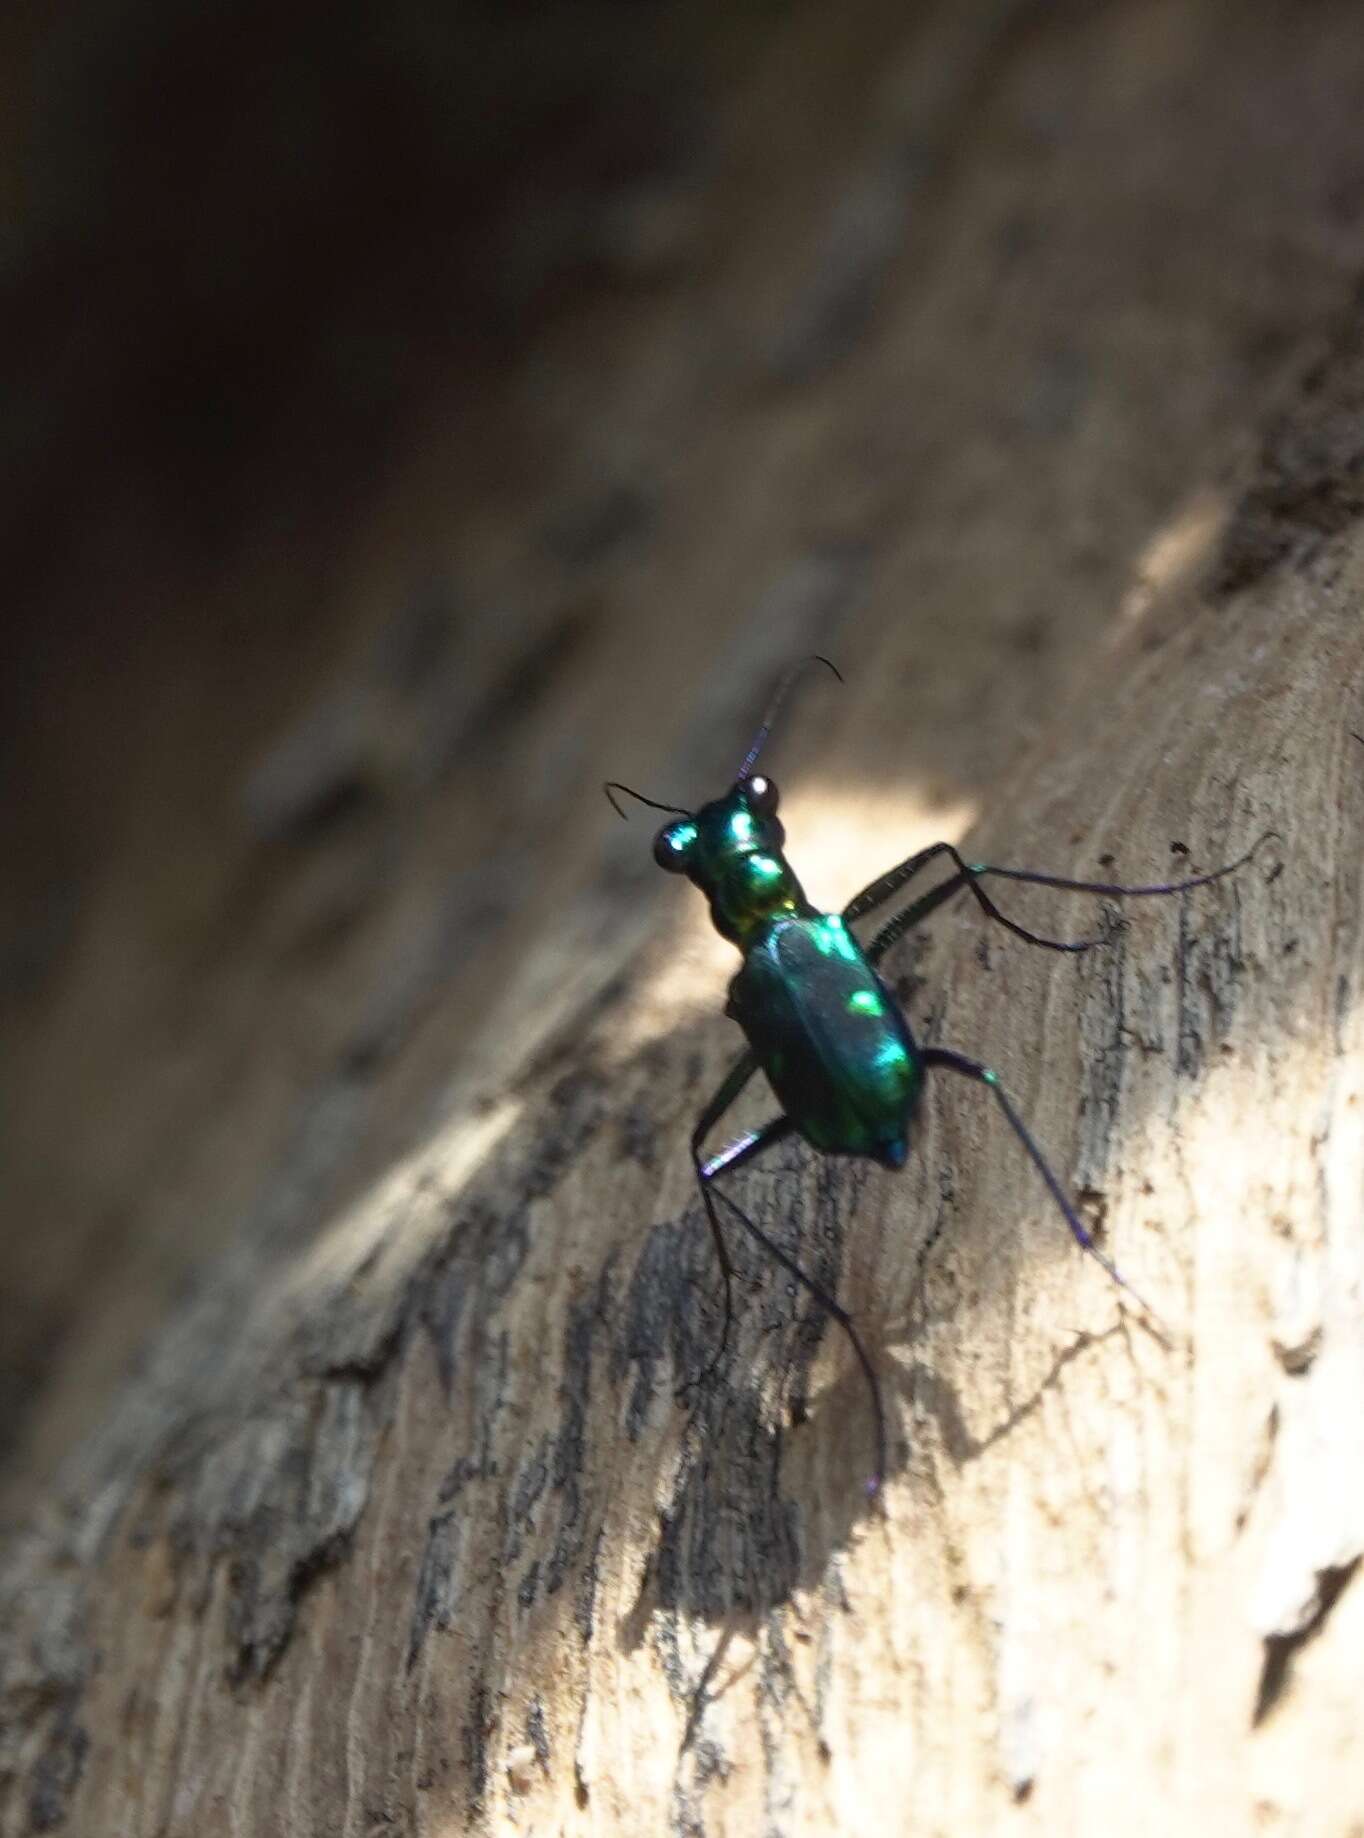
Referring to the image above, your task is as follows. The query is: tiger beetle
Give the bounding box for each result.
[606,658,1271,1496]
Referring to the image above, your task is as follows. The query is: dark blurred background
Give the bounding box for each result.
[5,0,1364,1518]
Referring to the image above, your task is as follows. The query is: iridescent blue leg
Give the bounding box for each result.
[702,1135,889,1496]
[969,831,1275,900]
[846,843,1104,955]
[847,832,1276,961]
[695,1110,889,1491]
[686,1051,762,1398]
[920,1046,1166,1328]
[842,842,944,922]
[863,868,1096,967]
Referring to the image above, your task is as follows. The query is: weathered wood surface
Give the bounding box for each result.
[6,4,1364,1834]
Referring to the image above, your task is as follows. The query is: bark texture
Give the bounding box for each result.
[5,4,1364,1835]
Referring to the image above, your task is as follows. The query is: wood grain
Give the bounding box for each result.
[5,4,1364,1834]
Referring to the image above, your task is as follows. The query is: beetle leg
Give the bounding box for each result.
[841,842,951,924]
[965,830,1276,900]
[862,868,1102,967]
[690,1100,890,1493]
[704,1170,888,1496]
[846,840,1104,956]
[920,1046,1168,1333]
[684,1051,761,1399]
[850,833,1276,964]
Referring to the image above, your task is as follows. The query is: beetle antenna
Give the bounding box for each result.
[603,781,692,821]
[736,655,843,782]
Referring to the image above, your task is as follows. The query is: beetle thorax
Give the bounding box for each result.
[691,792,809,946]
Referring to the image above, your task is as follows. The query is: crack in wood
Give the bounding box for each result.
[1253,1557,1360,1726]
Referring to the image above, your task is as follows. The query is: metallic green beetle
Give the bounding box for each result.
[608,659,1269,1492]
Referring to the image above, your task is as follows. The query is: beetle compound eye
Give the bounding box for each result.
[745,774,779,817]
[654,820,698,872]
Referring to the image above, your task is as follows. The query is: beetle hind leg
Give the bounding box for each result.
[921,1045,1168,1333]
[706,1177,889,1496]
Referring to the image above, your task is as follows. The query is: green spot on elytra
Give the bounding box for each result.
[813,915,859,963]
[848,989,883,1017]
